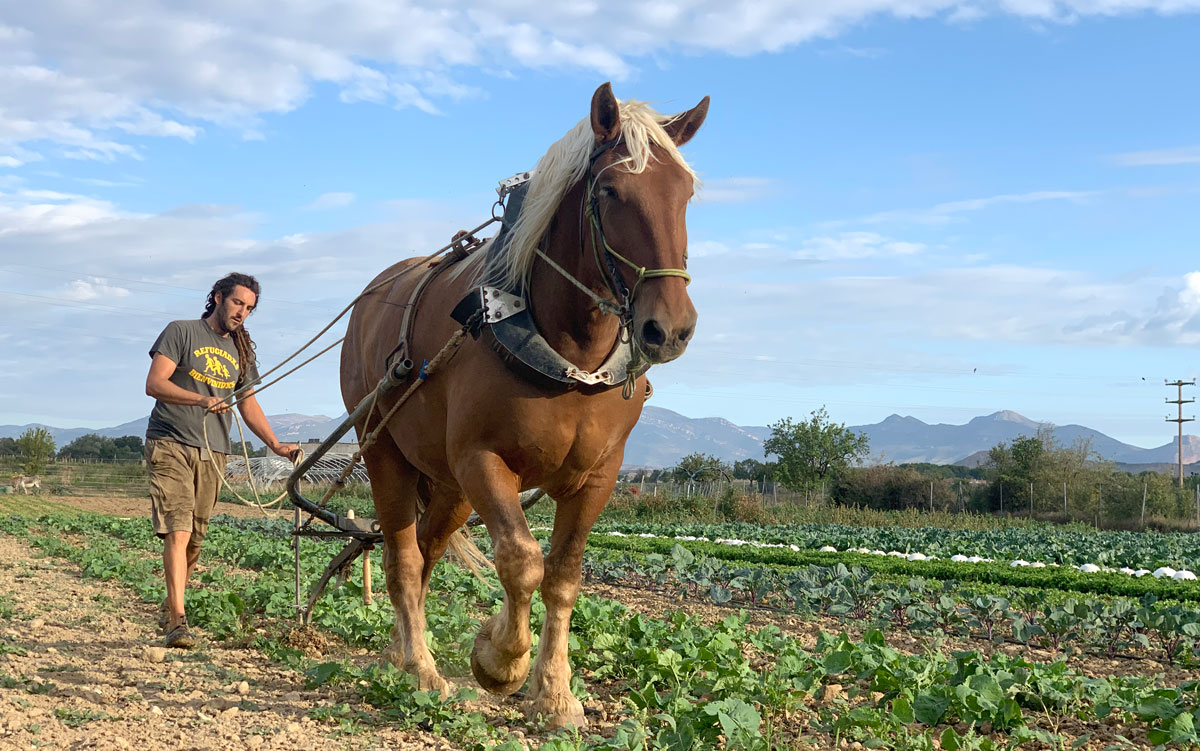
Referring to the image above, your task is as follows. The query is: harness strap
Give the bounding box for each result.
[533,246,623,317]
[390,232,482,373]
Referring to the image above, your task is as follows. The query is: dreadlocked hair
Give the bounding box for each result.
[203,272,260,381]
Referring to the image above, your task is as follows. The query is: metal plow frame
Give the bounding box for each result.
[284,400,545,623]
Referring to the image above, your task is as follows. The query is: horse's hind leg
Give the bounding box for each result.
[457,453,542,696]
[415,479,474,603]
[363,438,447,694]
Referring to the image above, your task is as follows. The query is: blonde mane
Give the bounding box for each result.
[467,99,698,292]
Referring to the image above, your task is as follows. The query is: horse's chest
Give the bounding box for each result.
[504,400,636,480]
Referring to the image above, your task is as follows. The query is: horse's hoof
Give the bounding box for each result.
[470,621,529,696]
[381,647,449,697]
[527,693,587,730]
[416,670,450,697]
[424,674,454,699]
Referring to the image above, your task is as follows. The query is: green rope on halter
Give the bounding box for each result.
[583,194,691,300]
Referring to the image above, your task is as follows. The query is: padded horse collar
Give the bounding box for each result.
[452,177,647,390]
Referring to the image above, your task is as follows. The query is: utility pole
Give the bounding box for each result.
[1166,379,1196,488]
[1141,482,1147,530]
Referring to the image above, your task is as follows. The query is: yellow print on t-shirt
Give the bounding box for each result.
[193,346,238,370]
[188,369,235,389]
[189,346,236,390]
[202,353,231,380]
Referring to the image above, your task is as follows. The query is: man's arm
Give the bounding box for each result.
[146,353,231,413]
[236,390,298,459]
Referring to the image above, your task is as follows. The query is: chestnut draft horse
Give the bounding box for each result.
[340,83,708,729]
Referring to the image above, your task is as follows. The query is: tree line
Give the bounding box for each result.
[640,408,1198,527]
[1,428,270,474]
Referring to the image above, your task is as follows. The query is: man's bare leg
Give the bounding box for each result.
[163,530,192,631]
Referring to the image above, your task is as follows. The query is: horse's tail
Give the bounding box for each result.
[424,489,549,578]
[413,492,495,579]
[446,527,494,577]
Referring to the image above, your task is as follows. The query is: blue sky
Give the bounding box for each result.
[1,2,1198,451]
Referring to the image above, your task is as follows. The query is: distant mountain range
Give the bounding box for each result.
[0,414,348,451]
[4,407,1197,471]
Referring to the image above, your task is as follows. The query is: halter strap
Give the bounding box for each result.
[580,139,691,313]
[583,192,691,302]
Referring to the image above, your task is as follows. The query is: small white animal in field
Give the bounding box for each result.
[10,474,41,494]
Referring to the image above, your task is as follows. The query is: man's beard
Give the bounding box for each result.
[214,309,242,335]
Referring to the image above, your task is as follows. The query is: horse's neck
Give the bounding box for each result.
[527,188,623,371]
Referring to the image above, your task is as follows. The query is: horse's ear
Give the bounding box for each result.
[663,95,710,147]
[590,82,620,144]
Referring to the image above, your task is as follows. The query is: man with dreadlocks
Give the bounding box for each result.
[144,272,297,648]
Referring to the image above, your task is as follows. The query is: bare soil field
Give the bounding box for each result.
[0,531,454,751]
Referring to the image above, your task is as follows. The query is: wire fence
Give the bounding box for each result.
[0,456,368,497]
[5,457,1199,531]
[620,478,819,507]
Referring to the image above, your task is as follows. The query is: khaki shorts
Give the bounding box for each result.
[146,438,226,547]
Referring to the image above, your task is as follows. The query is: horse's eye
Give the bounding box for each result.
[598,185,619,200]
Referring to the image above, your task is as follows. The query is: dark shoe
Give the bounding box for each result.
[164,618,196,649]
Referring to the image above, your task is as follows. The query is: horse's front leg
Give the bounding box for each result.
[459,453,543,695]
[527,476,611,729]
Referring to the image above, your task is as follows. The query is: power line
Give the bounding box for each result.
[0,263,348,315]
[699,348,1149,383]
[0,289,347,341]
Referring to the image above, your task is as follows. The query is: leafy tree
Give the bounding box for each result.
[898,462,981,480]
[58,434,144,462]
[112,436,144,460]
[230,440,266,458]
[16,427,55,476]
[732,458,775,481]
[0,437,17,457]
[672,453,730,483]
[763,407,870,492]
[58,433,106,461]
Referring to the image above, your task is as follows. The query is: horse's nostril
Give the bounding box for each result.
[677,327,692,343]
[642,319,666,347]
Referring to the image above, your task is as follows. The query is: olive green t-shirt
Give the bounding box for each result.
[145,319,259,455]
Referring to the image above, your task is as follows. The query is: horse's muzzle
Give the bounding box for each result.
[636,317,694,364]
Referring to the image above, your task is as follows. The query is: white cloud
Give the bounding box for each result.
[0,186,487,426]
[60,278,132,302]
[1066,271,1200,346]
[695,177,776,204]
[1,2,1197,161]
[860,190,1096,225]
[305,192,356,210]
[1110,145,1200,167]
[794,232,926,260]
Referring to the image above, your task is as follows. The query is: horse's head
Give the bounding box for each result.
[587,83,708,365]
